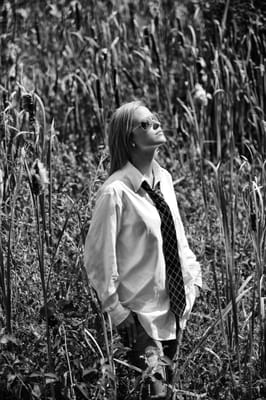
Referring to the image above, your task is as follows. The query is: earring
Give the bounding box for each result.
[131,142,136,148]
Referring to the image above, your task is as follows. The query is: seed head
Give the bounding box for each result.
[22,92,36,128]
[250,212,256,232]
[31,159,49,196]
[193,83,211,107]
[22,93,34,114]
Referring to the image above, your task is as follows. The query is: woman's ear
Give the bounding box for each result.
[129,133,136,148]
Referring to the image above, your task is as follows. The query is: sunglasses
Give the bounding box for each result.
[132,114,161,132]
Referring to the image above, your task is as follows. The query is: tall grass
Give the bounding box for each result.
[174,8,266,394]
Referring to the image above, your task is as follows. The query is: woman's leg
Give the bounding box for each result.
[124,317,173,399]
[126,315,158,370]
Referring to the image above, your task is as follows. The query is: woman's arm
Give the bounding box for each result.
[84,188,131,326]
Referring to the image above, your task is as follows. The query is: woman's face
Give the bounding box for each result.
[131,106,166,151]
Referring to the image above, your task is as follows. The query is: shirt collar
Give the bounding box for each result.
[123,160,162,192]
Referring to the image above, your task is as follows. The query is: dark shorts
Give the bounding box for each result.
[123,314,179,371]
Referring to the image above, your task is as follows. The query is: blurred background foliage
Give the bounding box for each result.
[0,1,266,399]
[1,0,266,155]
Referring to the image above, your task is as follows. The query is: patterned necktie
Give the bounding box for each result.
[142,180,186,317]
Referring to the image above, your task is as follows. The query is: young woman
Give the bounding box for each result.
[84,100,202,383]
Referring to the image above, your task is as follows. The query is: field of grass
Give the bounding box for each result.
[0,1,266,399]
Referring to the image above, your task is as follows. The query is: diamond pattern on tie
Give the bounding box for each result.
[142,180,186,317]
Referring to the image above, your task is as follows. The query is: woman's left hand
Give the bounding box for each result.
[194,285,200,298]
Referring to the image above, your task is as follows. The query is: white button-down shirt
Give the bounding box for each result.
[84,161,202,340]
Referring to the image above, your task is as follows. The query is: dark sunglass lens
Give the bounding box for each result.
[141,121,150,130]
[153,121,160,129]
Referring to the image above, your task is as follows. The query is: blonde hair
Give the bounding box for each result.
[108,100,144,175]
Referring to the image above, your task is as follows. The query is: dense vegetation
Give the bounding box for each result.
[0,0,266,399]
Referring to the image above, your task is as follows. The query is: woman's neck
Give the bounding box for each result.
[131,150,155,183]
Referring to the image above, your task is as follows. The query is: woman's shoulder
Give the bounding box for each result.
[156,162,173,183]
[96,170,129,199]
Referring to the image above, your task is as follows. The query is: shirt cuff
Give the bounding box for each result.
[193,276,202,288]
[107,303,131,327]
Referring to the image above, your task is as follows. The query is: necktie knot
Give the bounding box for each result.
[141,180,153,192]
[142,180,162,198]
